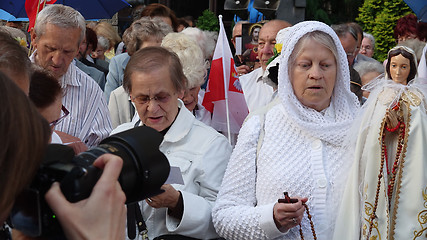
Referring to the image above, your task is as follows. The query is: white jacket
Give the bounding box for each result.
[112,100,231,239]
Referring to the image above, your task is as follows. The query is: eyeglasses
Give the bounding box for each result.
[50,105,69,127]
[132,93,172,105]
[360,45,372,51]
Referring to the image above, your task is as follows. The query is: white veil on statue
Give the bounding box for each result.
[334,45,427,240]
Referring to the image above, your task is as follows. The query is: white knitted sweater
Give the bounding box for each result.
[212,103,353,240]
[212,21,359,240]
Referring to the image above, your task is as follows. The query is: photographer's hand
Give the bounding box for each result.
[45,154,127,240]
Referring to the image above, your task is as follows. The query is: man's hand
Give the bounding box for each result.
[236,65,251,76]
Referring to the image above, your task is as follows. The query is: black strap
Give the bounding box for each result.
[127,202,147,240]
[127,203,137,239]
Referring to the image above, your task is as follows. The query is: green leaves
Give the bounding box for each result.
[196,9,219,32]
[357,0,413,62]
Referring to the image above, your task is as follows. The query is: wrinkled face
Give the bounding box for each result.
[32,23,81,79]
[389,54,410,85]
[92,46,106,60]
[130,67,184,132]
[290,40,337,112]
[339,32,358,66]
[258,25,279,70]
[360,37,374,58]
[182,86,200,112]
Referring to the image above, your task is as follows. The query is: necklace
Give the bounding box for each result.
[366,110,406,239]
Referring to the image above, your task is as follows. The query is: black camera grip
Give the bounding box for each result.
[60,165,102,203]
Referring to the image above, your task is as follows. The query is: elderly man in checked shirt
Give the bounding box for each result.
[30,4,112,147]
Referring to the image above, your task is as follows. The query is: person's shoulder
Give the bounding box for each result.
[246,97,281,120]
[112,53,130,63]
[111,85,126,95]
[72,63,104,94]
[186,115,229,146]
[76,60,103,78]
[239,68,262,87]
[110,122,134,135]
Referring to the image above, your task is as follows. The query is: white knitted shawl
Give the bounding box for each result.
[213,21,360,240]
[277,21,360,146]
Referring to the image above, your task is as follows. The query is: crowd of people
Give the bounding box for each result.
[1,3,427,240]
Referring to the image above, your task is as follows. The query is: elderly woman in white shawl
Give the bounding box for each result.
[334,46,427,239]
[212,21,360,240]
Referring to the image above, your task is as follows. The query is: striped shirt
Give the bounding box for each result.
[31,54,112,147]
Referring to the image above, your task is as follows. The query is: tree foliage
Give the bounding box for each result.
[357,0,412,62]
[196,9,219,32]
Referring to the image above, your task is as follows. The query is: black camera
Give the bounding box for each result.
[10,126,170,238]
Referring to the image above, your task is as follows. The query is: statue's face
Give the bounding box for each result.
[389,54,410,85]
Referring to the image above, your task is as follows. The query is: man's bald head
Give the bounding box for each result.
[258,20,292,70]
[232,21,248,47]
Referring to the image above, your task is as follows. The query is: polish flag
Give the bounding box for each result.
[202,15,248,137]
[26,0,57,32]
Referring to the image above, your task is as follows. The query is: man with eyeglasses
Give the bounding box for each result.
[332,23,364,104]
[30,5,112,148]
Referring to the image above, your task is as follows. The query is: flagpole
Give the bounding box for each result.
[218,15,232,144]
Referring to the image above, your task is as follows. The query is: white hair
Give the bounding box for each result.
[97,36,110,50]
[161,32,207,88]
[181,27,218,60]
[353,60,384,78]
[363,32,375,49]
[34,4,86,45]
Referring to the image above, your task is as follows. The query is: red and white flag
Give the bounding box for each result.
[202,15,248,136]
[26,0,57,32]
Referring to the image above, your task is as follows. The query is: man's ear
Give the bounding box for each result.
[30,28,37,49]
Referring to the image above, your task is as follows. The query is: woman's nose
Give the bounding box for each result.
[309,65,322,79]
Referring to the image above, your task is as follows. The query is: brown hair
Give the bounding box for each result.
[123,46,186,94]
[386,47,417,83]
[29,66,63,109]
[139,3,178,32]
[0,71,50,213]
[0,31,32,84]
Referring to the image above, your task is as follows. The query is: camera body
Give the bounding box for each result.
[10,126,170,238]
